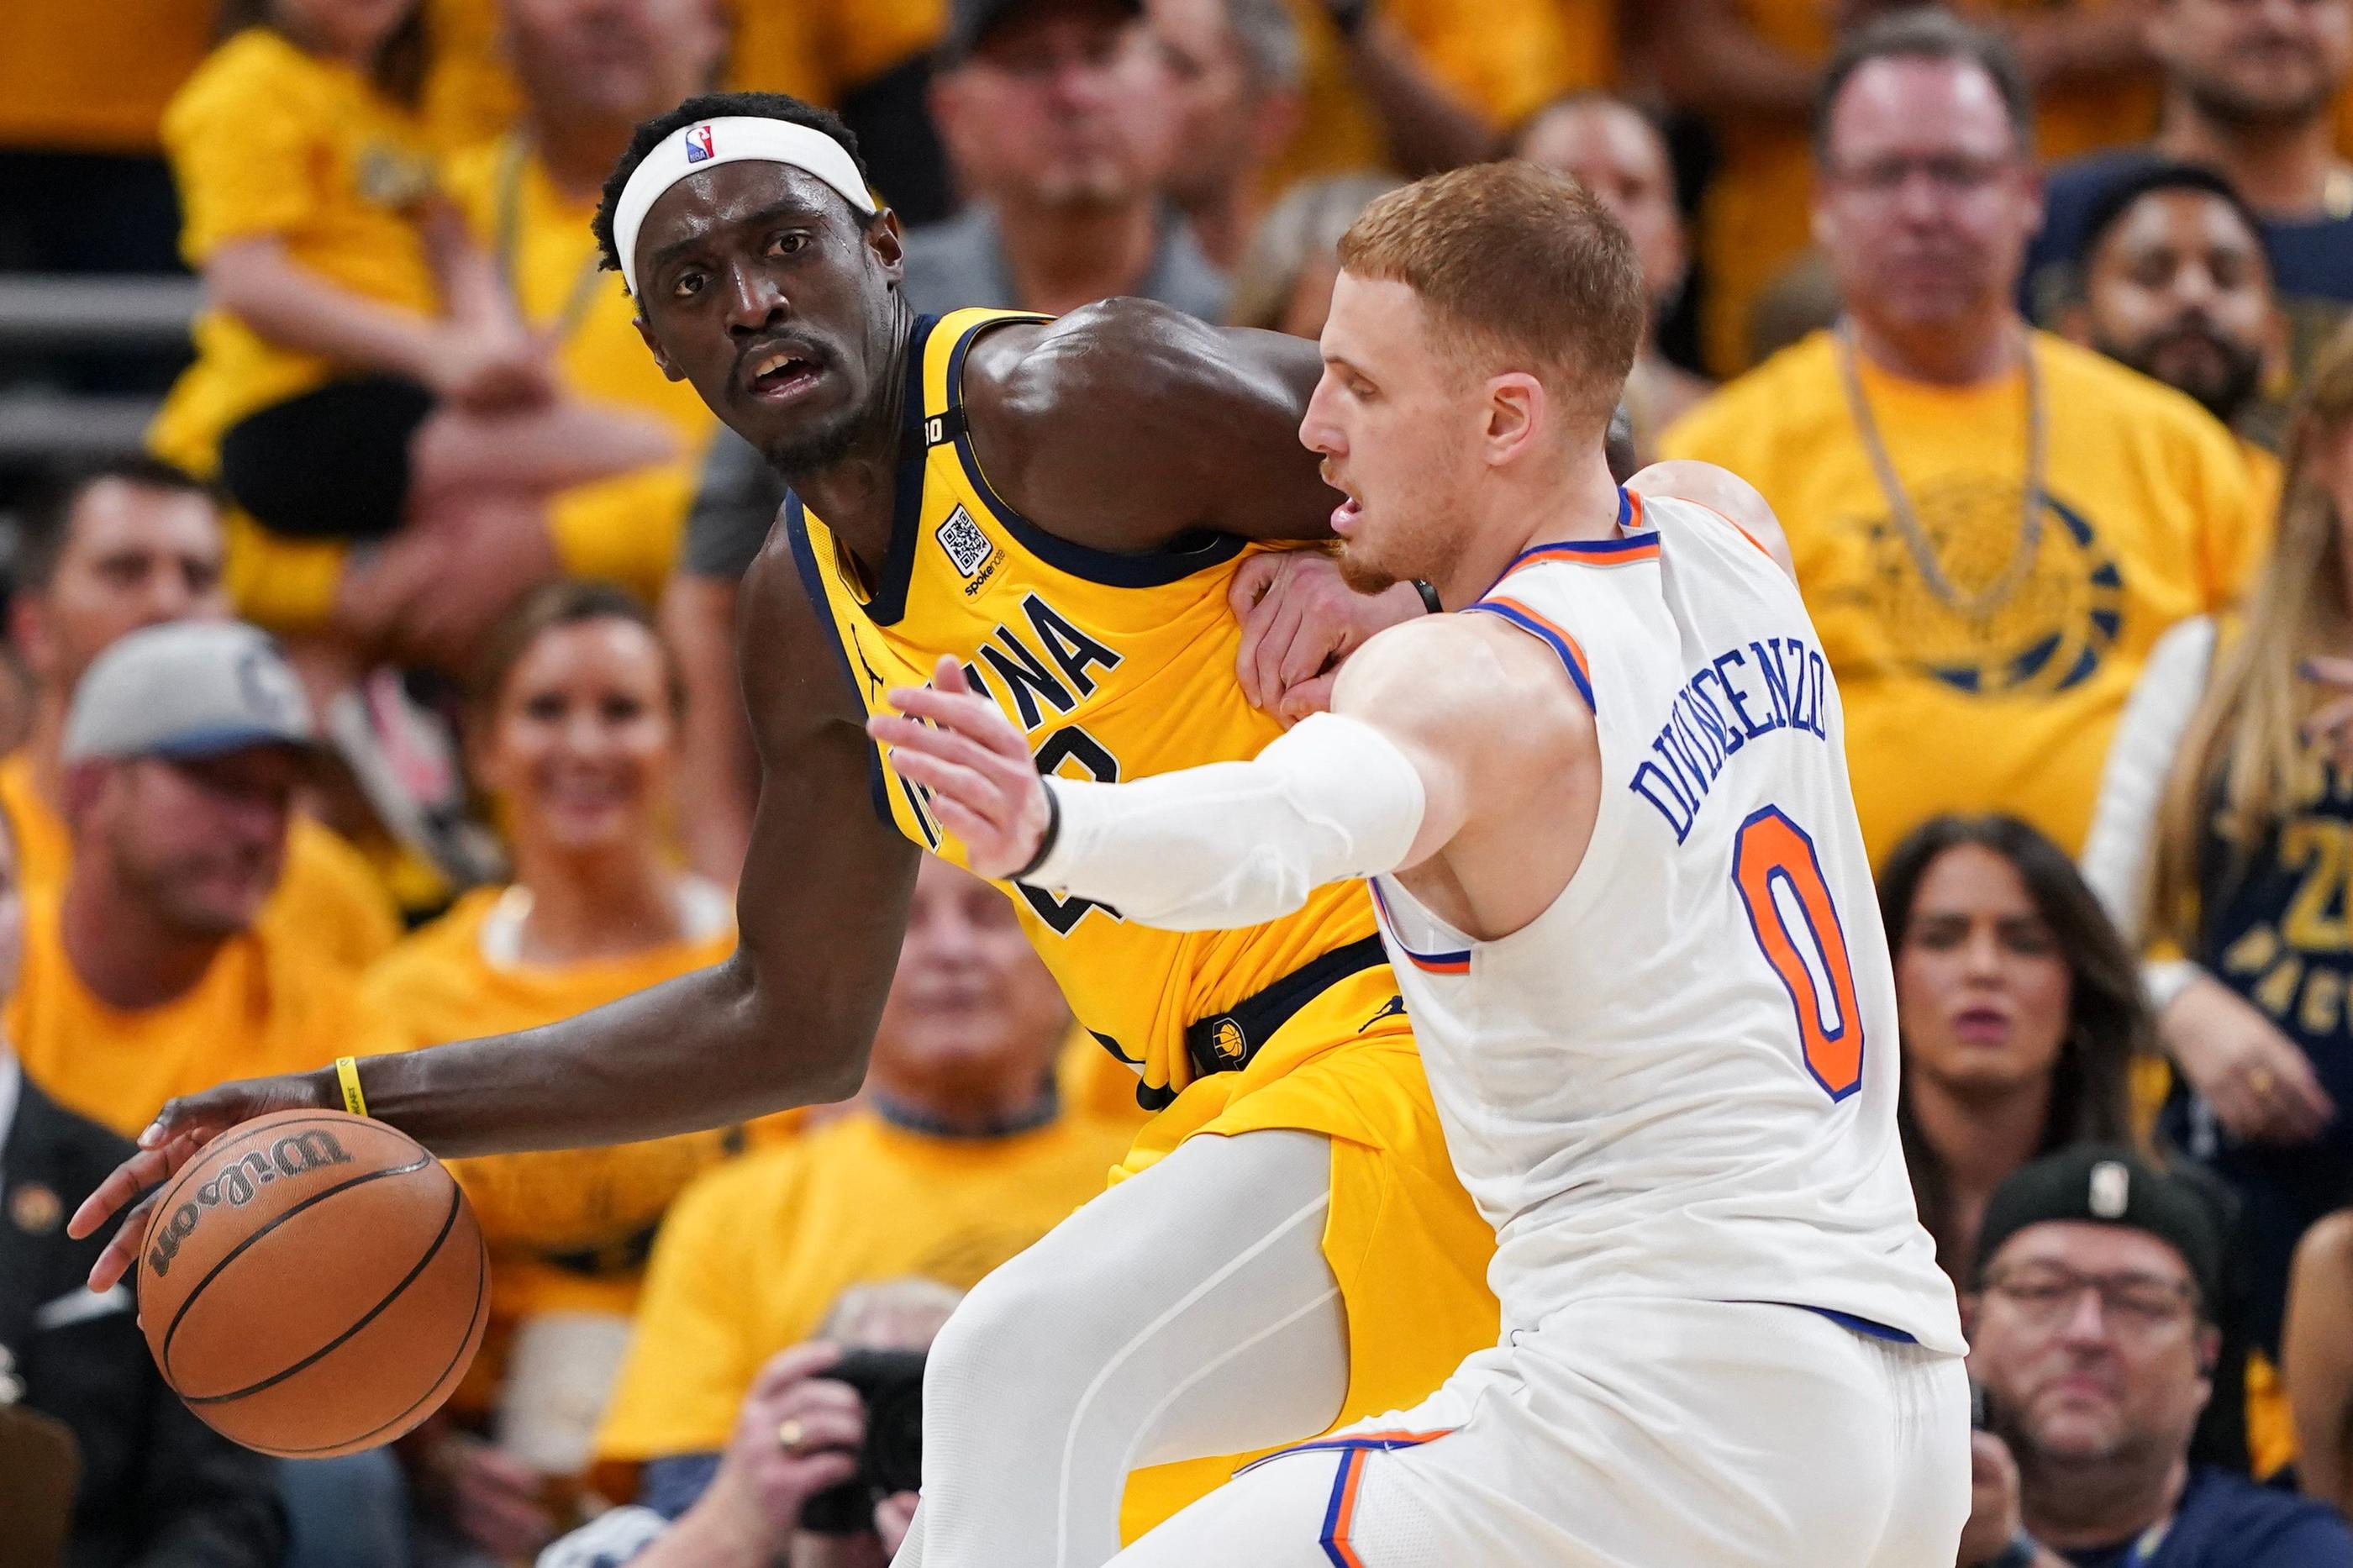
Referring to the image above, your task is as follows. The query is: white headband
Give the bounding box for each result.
[613,116,878,297]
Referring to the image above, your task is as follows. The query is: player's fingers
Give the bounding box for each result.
[68,1131,194,1239]
[1275,672,1340,727]
[1250,592,1303,709]
[86,1190,163,1293]
[869,713,1029,788]
[885,686,1027,759]
[933,654,973,695]
[1227,550,1283,620]
[887,747,1001,820]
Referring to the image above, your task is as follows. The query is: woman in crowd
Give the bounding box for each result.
[2082,320,2353,1360]
[1223,173,1399,339]
[1880,813,2144,1281]
[150,0,676,663]
[362,581,782,1562]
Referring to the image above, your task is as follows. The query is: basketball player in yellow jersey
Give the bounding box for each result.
[71,89,1540,1564]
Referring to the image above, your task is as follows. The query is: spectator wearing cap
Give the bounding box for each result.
[1878,815,2144,1284]
[1514,92,1712,466]
[2026,0,2353,379]
[2,459,398,977]
[0,815,289,1568]
[4,619,398,1142]
[914,0,1221,322]
[1661,12,2266,870]
[1150,0,1304,271]
[2059,164,2288,491]
[433,0,728,614]
[1961,1146,2353,1568]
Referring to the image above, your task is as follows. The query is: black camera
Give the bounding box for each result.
[799,1348,928,1536]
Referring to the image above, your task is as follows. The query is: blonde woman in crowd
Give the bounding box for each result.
[2084,318,2353,1472]
[362,581,779,1562]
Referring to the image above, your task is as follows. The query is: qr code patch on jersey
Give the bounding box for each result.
[936,507,994,578]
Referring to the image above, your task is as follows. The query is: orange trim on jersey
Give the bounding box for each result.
[1682,497,1777,562]
[1479,597,1592,688]
[1329,1450,1372,1568]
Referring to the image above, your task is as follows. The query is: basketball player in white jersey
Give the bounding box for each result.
[873,160,1970,1566]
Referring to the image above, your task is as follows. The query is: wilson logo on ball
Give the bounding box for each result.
[147,1130,356,1279]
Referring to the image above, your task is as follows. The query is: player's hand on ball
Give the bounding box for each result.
[67,1070,338,1292]
[868,656,1050,879]
[1228,550,1424,726]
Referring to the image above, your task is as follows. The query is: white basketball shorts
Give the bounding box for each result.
[1107,1295,1971,1567]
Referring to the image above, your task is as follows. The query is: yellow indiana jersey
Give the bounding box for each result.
[790,308,1383,1110]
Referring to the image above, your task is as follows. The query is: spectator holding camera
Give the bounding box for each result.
[1880,814,2145,1283]
[593,856,1132,1514]
[1960,1146,2353,1568]
[540,1280,958,1568]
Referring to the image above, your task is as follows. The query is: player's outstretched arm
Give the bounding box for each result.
[70,545,917,1288]
[874,617,1576,932]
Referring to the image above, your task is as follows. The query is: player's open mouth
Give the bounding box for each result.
[1331,492,1364,534]
[745,349,826,403]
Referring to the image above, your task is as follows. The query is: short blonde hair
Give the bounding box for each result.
[1336,160,1645,425]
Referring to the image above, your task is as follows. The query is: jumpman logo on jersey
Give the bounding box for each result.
[1359,994,1408,1032]
[849,626,887,706]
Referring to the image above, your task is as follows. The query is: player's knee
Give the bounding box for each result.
[924,1252,1098,1414]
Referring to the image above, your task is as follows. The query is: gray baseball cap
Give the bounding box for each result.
[61,620,317,766]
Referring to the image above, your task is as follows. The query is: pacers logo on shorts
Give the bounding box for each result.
[1852,480,2122,697]
[1210,1018,1250,1066]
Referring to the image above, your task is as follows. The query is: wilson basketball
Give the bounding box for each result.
[136,1110,488,1458]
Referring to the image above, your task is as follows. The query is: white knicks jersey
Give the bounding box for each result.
[1372,491,1963,1353]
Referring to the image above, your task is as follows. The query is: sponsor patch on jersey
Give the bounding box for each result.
[937,506,996,579]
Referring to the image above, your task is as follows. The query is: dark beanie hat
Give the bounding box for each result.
[1971,1144,2226,1313]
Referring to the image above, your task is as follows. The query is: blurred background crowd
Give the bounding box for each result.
[5,0,2353,1565]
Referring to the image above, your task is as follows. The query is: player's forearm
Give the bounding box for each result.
[344,956,869,1156]
[1024,713,1427,930]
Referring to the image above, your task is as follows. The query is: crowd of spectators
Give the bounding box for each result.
[6,0,2353,1565]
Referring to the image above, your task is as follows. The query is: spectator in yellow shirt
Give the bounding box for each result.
[1515,92,1713,464]
[595,855,1131,1513]
[149,0,682,666]
[7,620,396,1141]
[439,0,727,608]
[1662,13,2264,869]
[365,582,781,1560]
[2,459,397,973]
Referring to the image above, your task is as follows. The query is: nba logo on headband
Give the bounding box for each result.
[685,124,715,164]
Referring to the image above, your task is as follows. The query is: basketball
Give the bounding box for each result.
[135,1110,488,1459]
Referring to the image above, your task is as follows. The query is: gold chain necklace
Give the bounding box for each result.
[1834,320,2048,620]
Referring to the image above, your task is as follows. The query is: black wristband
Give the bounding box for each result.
[1413,579,1443,614]
[1010,780,1063,882]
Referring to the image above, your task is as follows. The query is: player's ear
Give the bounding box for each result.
[634,312,684,383]
[867,209,906,286]
[1483,373,1545,466]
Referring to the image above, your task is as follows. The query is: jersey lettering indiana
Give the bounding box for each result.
[787,309,1383,1108]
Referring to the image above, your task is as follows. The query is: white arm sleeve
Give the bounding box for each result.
[1023,712,1428,932]
[2078,615,2217,1011]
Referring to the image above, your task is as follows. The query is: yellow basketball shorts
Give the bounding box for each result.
[1113,962,1500,1542]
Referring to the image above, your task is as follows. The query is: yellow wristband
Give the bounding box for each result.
[334,1055,368,1118]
